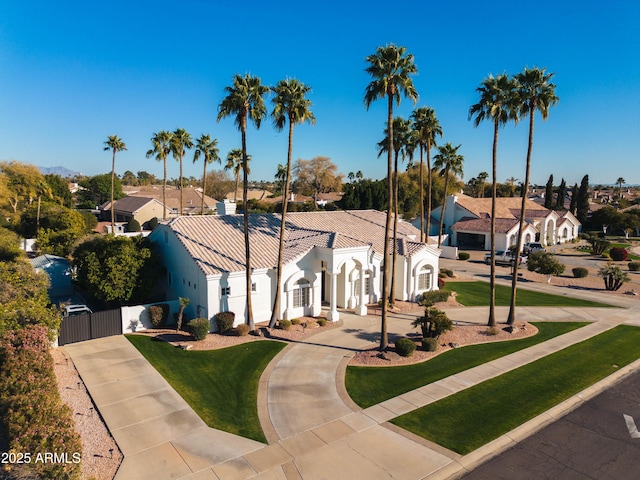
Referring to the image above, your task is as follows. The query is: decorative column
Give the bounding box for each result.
[327,272,339,322]
[356,267,368,316]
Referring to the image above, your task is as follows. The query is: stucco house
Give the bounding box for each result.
[149,210,441,327]
[99,196,170,228]
[423,194,581,250]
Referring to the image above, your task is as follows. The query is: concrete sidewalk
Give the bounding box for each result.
[64,294,640,479]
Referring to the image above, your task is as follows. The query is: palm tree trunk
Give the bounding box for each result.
[507,106,535,325]
[111,149,116,233]
[390,150,399,306]
[162,157,167,220]
[234,171,239,203]
[419,145,425,243]
[380,93,393,351]
[488,120,499,327]
[437,169,449,248]
[426,137,432,244]
[179,153,184,216]
[201,158,207,215]
[270,119,294,328]
[241,118,254,331]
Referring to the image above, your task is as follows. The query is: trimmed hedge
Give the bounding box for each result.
[395,337,416,357]
[572,267,589,278]
[188,318,210,341]
[215,312,235,333]
[418,290,451,307]
[458,252,470,261]
[0,326,82,480]
[126,218,141,232]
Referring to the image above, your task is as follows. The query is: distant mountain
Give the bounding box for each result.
[38,166,83,178]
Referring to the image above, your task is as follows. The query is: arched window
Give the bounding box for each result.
[418,265,432,291]
[293,279,310,308]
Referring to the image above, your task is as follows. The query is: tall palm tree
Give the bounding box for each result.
[507,68,558,325]
[433,143,464,248]
[170,128,193,216]
[193,134,220,214]
[218,73,269,332]
[469,73,519,327]
[225,149,250,202]
[103,135,127,233]
[617,177,626,197]
[411,107,442,242]
[269,78,315,327]
[377,116,414,306]
[477,171,489,198]
[364,44,417,351]
[146,130,172,220]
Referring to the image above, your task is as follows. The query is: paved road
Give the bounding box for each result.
[461,369,640,480]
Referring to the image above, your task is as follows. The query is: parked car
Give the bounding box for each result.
[523,242,545,255]
[484,250,527,266]
[63,305,93,317]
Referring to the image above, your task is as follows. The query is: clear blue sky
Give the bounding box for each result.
[1,0,638,187]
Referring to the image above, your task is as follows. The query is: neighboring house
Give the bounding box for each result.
[421,194,581,250]
[149,210,441,327]
[99,196,170,228]
[123,186,218,216]
[30,254,72,298]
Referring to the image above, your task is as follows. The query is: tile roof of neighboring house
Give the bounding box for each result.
[454,194,549,220]
[224,188,273,201]
[123,185,218,213]
[451,217,523,234]
[100,196,159,214]
[164,210,432,275]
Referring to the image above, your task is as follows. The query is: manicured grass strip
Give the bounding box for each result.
[391,325,640,455]
[346,322,586,408]
[443,281,614,307]
[126,335,286,442]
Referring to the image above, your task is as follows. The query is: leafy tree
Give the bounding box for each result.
[204,169,234,202]
[469,72,518,327]
[72,235,163,304]
[0,227,22,262]
[77,173,124,209]
[0,161,45,219]
[576,175,590,224]
[598,263,630,291]
[218,73,269,331]
[527,251,566,282]
[193,134,221,214]
[411,307,453,339]
[121,170,138,185]
[104,135,127,233]
[136,170,156,185]
[269,77,315,328]
[364,44,417,350]
[569,182,579,214]
[292,156,343,200]
[338,178,387,211]
[411,107,443,242]
[171,128,193,216]
[588,206,621,232]
[43,173,74,208]
[433,143,464,248]
[146,130,173,220]
[17,204,87,256]
[544,174,554,209]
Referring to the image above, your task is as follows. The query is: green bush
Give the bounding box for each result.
[236,324,250,336]
[188,318,210,340]
[609,247,629,261]
[291,318,301,325]
[572,267,589,278]
[215,311,235,333]
[127,218,141,232]
[458,252,470,261]
[279,319,292,331]
[439,268,454,277]
[589,238,611,255]
[317,318,327,327]
[421,337,438,351]
[629,262,640,272]
[395,337,416,357]
[148,303,170,327]
[148,217,159,230]
[418,290,451,306]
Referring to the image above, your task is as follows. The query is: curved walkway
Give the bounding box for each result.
[64,280,640,479]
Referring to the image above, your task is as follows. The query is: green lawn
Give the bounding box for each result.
[443,281,614,307]
[126,335,286,442]
[391,325,640,454]
[346,322,586,408]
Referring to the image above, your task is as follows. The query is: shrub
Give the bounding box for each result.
[578,232,591,240]
[317,318,327,327]
[609,247,629,261]
[215,311,235,333]
[439,268,454,277]
[486,326,499,336]
[527,251,565,280]
[588,238,611,255]
[127,218,141,232]
[458,252,470,261]
[148,303,170,328]
[148,217,159,230]
[629,262,640,272]
[291,318,301,325]
[572,267,589,278]
[279,319,292,331]
[188,318,210,341]
[418,290,451,307]
[421,337,438,351]
[599,263,630,291]
[394,337,416,357]
[412,308,453,339]
[236,324,250,336]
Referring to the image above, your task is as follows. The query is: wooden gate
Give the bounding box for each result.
[58,309,123,346]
